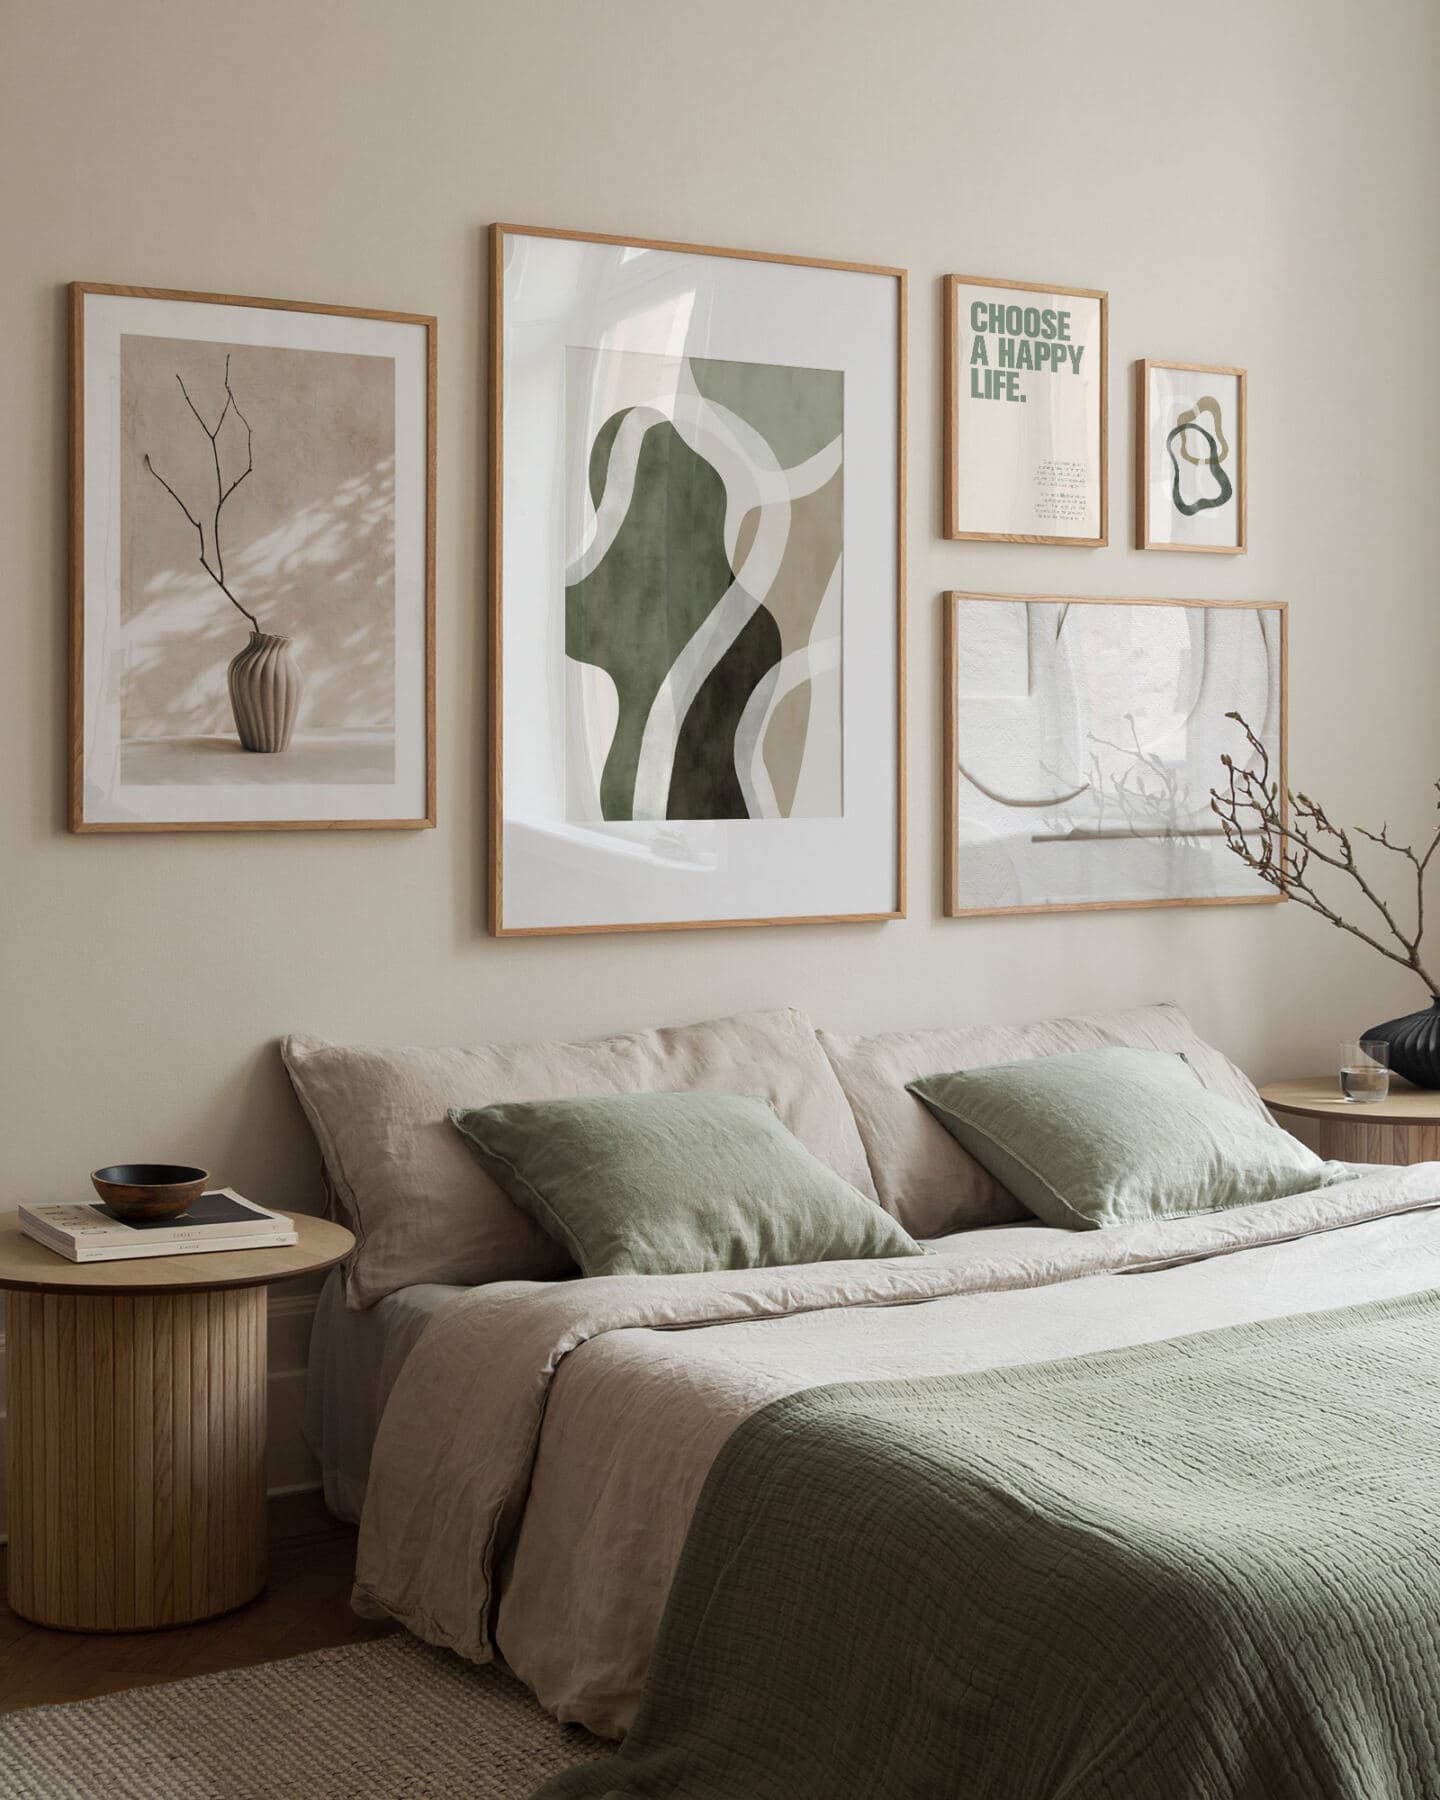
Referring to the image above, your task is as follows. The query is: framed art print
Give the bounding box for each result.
[942,592,1285,916]
[71,283,436,831]
[942,275,1107,545]
[1137,359,1247,553]
[489,224,906,936]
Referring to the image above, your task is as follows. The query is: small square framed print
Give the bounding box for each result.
[1137,359,1247,554]
[71,282,436,831]
[942,275,1107,546]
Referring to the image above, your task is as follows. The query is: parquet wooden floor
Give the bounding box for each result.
[0,1491,395,1713]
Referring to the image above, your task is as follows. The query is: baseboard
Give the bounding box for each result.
[0,1290,321,1544]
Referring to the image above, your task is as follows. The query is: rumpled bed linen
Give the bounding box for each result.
[538,1287,1440,1800]
[353,1166,1440,1742]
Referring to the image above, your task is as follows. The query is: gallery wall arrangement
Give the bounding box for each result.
[488,224,906,936]
[70,283,436,832]
[64,247,1268,939]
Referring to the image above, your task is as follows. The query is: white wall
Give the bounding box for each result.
[2,1,1438,1267]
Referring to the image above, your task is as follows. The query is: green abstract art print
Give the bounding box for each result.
[1138,360,1247,555]
[564,347,844,824]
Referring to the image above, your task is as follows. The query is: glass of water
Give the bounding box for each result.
[1339,1040,1390,1104]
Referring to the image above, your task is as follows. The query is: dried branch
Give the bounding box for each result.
[1210,713,1440,993]
[142,354,260,633]
[1090,716,1201,843]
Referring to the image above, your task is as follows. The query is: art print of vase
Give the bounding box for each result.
[227,632,304,753]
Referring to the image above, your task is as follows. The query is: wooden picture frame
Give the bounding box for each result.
[1136,359,1247,554]
[942,591,1286,918]
[70,282,436,832]
[489,223,907,937]
[942,274,1108,546]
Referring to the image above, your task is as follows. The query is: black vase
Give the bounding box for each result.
[1361,995,1440,1089]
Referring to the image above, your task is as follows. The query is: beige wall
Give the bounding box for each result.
[3,0,1439,1223]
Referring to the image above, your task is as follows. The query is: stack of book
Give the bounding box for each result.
[19,1188,296,1263]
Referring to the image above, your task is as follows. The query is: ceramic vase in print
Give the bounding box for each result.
[227,632,304,753]
[1361,995,1440,1090]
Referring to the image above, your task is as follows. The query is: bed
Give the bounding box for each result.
[290,1005,1440,1798]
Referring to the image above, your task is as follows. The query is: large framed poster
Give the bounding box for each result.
[943,592,1285,917]
[70,283,436,832]
[942,275,1107,546]
[490,224,906,936]
[1137,359,1247,554]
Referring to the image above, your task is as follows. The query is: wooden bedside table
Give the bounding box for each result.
[0,1211,352,1633]
[1260,1078,1440,1165]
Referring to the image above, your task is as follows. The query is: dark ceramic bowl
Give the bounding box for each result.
[91,1163,209,1223]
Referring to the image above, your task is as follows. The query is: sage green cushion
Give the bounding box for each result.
[448,1092,923,1277]
[906,1046,1335,1231]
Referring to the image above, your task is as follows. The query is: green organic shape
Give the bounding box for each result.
[567,413,742,820]
[1166,421,1233,518]
[667,602,782,819]
[689,357,843,469]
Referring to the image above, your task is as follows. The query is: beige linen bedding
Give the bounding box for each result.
[285,1007,874,1306]
[353,1165,1440,1738]
[820,999,1271,1235]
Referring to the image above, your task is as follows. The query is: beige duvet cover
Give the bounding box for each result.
[353,1166,1440,1737]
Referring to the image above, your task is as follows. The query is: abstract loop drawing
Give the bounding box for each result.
[1137,359,1247,555]
[1165,402,1234,519]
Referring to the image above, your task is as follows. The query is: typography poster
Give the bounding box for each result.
[943,276,1107,546]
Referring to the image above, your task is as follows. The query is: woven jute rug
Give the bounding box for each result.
[0,1634,609,1799]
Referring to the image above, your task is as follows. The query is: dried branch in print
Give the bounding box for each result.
[143,354,261,631]
[1210,712,1440,991]
[1036,716,1207,845]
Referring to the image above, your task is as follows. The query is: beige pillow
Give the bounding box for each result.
[819,1003,1270,1239]
[283,1008,876,1308]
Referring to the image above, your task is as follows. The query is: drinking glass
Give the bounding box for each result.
[1339,1040,1389,1104]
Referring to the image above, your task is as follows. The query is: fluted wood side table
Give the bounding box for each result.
[1261,1078,1440,1165]
[0,1212,351,1632]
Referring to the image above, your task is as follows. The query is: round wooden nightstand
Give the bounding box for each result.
[1260,1078,1440,1165]
[0,1211,352,1633]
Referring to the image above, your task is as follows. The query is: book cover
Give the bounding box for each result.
[21,1187,287,1246]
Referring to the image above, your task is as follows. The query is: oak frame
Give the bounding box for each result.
[488,222,908,938]
[941,273,1108,547]
[1135,358,1248,554]
[69,281,438,833]
[941,590,1288,918]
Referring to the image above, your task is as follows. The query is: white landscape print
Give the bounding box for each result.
[948,595,1283,914]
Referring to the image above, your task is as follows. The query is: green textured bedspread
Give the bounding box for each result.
[534,1290,1440,1800]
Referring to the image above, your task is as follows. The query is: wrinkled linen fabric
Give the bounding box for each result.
[537,1288,1440,1800]
[283,1006,876,1306]
[448,1092,920,1276]
[820,999,1272,1237]
[353,1164,1440,1736]
[907,1045,1334,1229]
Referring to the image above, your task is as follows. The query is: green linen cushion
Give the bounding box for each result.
[448,1092,924,1278]
[906,1045,1335,1231]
